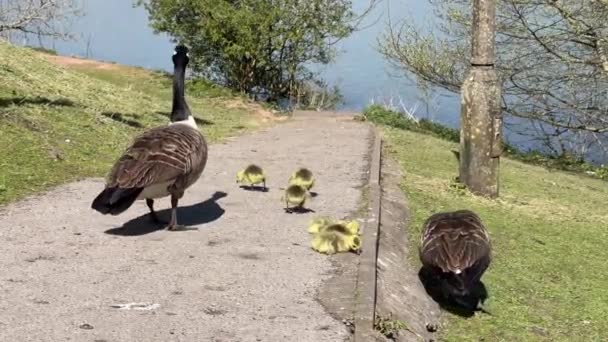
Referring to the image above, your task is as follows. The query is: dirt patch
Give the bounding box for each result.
[42,54,121,71]
[374,154,441,341]
[224,99,287,124]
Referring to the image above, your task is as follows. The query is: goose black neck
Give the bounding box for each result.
[171,62,191,122]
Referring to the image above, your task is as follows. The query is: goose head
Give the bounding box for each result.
[172,44,190,67]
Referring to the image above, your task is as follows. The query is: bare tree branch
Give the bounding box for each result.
[0,0,81,40]
[378,0,608,160]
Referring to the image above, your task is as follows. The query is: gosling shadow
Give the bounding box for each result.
[105,191,227,236]
[418,266,489,318]
[238,185,269,192]
[284,207,315,214]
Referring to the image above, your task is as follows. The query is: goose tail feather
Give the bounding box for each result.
[91,186,143,215]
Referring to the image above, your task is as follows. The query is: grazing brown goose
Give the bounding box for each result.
[419,209,491,306]
[91,45,208,231]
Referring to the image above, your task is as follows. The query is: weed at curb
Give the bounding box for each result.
[374,313,409,340]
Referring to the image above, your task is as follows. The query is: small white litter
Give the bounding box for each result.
[110,302,160,311]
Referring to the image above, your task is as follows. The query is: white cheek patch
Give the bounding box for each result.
[173,51,177,55]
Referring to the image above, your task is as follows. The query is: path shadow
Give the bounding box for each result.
[105,191,227,236]
[418,266,489,318]
[155,111,214,126]
[238,185,269,192]
[0,96,75,108]
[101,112,143,128]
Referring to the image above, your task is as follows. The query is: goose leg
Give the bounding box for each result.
[167,193,187,231]
[146,198,164,223]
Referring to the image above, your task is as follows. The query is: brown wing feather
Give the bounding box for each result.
[420,210,490,273]
[106,124,206,189]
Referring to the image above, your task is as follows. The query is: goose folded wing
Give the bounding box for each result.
[106,130,193,188]
[421,230,490,273]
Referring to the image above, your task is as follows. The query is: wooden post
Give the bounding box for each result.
[459,0,502,198]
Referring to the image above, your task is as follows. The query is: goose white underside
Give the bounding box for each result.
[170,116,198,129]
[137,181,173,200]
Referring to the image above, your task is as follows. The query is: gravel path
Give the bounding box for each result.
[0,112,373,342]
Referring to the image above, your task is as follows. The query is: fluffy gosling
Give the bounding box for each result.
[236,164,267,190]
[288,167,315,190]
[282,184,311,212]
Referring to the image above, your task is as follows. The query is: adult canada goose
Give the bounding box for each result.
[288,167,314,190]
[91,45,208,231]
[419,209,491,307]
[236,164,266,189]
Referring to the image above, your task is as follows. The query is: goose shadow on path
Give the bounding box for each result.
[418,265,489,318]
[105,191,227,236]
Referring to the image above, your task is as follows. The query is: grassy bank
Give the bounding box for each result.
[362,104,608,180]
[365,107,608,340]
[0,42,273,205]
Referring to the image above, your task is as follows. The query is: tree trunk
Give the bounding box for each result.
[459,0,502,198]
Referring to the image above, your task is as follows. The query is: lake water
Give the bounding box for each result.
[21,0,605,163]
[34,0,457,119]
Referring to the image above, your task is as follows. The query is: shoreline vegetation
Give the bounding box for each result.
[360,105,608,181]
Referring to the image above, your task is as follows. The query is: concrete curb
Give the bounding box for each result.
[375,157,441,341]
[353,127,382,341]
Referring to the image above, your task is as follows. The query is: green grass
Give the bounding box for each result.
[362,104,608,180]
[374,313,410,340]
[0,42,271,205]
[382,126,608,341]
